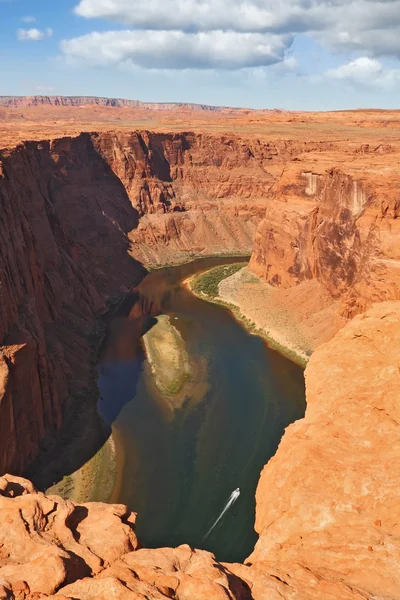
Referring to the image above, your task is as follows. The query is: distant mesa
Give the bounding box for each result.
[0,95,241,112]
[0,95,288,114]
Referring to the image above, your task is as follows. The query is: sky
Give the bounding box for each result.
[1,0,400,110]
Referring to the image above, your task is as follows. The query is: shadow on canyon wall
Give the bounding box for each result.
[24,289,163,491]
[0,134,147,486]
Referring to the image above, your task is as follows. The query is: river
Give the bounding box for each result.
[97,257,306,563]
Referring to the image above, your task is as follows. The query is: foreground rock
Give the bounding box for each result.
[250,301,400,599]
[1,302,399,599]
[0,474,138,597]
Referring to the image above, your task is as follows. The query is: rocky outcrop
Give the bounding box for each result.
[1,302,399,599]
[250,165,400,320]
[248,300,400,599]
[0,474,138,598]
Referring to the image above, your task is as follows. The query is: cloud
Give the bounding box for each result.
[66,0,400,72]
[22,16,36,23]
[17,28,53,41]
[73,0,325,33]
[73,0,400,60]
[61,30,293,69]
[326,57,400,88]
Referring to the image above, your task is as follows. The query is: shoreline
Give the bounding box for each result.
[142,315,193,405]
[47,432,117,504]
[145,250,252,271]
[185,268,310,368]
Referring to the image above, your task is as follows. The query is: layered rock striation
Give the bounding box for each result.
[91,131,270,264]
[0,96,236,111]
[250,161,400,320]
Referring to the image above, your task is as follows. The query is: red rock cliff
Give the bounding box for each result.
[91,131,272,264]
[250,159,400,319]
[247,301,400,599]
[0,134,146,475]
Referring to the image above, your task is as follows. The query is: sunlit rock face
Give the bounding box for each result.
[250,165,400,320]
[249,301,400,600]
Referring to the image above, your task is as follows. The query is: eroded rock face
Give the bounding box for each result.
[250,165,400,320]
[249,301,400,599]
[91,131,271,264]
[0,134,146,476]
[0,474,138,598]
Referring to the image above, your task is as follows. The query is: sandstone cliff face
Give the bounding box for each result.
[248,301,400,599]
[250,162,400,319]
[0,134,146,476]
[91,131,273,264]
[1,303,399,599]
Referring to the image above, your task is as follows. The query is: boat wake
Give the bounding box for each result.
[203,488,240,540]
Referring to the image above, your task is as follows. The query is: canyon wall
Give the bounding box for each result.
[2,129,400,476]
[91,131,271,264]
[1,301,399,599]
[246,300,400,599]
[250,155,400,319]
[0,134,146,476]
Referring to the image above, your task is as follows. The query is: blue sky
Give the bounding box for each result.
[1,0,400,110]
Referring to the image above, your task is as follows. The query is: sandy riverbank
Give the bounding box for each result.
[143,315,193,403]
[187,266,347,367]
[47,434,117,504]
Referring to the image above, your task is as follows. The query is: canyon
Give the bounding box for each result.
[1,103,400,598]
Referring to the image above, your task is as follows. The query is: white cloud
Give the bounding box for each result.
[326,57,400,88]
[74,0,325,33]
[22,16,36,23]
[61,30,292,69]
[17,28,53,41]
[73,0,400,59]
[66,0,400,71]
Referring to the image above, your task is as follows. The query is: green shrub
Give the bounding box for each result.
[191,263,245,299]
